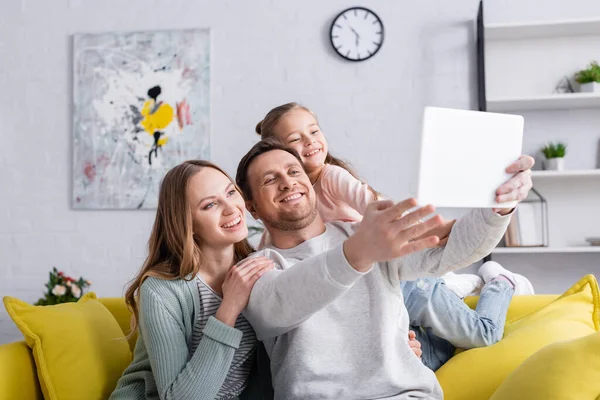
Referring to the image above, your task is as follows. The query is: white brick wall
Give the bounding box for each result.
[2,0,600,343]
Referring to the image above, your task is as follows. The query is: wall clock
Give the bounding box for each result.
[330,7,384,62]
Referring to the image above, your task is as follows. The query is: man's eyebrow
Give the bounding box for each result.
[260,162,300,178]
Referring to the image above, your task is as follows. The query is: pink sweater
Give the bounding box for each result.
[313,164,376,223]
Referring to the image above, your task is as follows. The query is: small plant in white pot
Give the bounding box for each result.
[575,61,600,93]
[541,142,567,171]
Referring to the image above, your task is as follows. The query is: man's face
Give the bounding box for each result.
[246,149,317,231]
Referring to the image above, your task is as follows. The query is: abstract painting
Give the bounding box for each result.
[73,29,210,209]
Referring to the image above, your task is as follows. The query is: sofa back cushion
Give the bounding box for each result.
[99,298,137,352]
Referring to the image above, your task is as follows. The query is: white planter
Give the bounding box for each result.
[544,157,565,171]
[579,82,600,93]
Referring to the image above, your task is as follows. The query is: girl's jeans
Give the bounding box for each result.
[401,277,514,371]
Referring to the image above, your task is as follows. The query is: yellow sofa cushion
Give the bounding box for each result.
[3,292,132,400]
[436,274,600,400]
[489,330,600,400]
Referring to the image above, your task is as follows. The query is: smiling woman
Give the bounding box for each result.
[109,160,273,400]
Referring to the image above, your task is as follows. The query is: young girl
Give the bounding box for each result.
[254,102,534,370]
[110,160,273,400]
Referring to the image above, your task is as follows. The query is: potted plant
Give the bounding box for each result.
[541,142,567,171]
[574,61,600,93]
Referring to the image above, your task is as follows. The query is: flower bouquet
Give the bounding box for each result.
[34,267,92,306]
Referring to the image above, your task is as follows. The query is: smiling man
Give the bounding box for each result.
[235,138,511,400]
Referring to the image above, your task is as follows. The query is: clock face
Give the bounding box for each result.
[330,7,384,62]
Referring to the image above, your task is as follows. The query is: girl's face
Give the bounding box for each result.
[272,109,328,174]
[187,168,248,249]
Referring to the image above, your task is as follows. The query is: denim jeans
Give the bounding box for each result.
[401,277,514,371]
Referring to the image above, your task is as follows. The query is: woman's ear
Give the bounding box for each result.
[245,200,260,220]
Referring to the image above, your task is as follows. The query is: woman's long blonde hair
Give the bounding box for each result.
[124,160,254,335]
[256,102,380,198]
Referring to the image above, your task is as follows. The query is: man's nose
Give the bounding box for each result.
[279,175,297,191]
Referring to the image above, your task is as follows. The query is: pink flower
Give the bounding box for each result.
[71,286,82,298]
[52,285,67,296]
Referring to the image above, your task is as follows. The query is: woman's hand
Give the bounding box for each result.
[493,155,535,215]
[215,257,274,326]
[408,330,422,359]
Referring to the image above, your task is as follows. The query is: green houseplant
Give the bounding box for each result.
[574,61,600,93]
[541,142,567,171]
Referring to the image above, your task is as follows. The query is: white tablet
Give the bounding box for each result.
[417,107,523,208]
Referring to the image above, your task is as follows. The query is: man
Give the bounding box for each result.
[236,138,515,399]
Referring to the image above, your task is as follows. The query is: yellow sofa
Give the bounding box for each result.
[0,291,597,400]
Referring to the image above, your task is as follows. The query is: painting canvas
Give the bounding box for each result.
[73,29,210,209]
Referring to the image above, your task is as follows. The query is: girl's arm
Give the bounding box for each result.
[324,165,459,245]
[139,285,241,400]
[322,165,377,215]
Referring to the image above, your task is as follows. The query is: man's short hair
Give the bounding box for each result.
[236,137,305,201]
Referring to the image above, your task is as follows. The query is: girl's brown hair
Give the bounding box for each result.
[255,102,381,198]
[124,160,254,335]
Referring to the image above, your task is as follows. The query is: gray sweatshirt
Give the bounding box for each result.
[244,208,510,400]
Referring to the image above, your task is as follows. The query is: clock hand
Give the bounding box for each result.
[349,26,360,47]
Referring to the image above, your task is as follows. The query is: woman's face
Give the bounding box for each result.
[272,109,328,174]
[187,168,248,249]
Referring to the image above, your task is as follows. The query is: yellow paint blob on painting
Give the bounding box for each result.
[157,136,169,146]
[140,100,174,134]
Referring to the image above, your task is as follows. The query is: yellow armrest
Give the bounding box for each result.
[0,341,42,400]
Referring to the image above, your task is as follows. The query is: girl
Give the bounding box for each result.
[110,160,273,400]
[253,102,534,371]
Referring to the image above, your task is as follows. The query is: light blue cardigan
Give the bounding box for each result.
[109,276,271,400]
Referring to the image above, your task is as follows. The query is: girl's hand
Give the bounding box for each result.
[216,257,274,326]
[414,218,456,247]
[408,330,422,358]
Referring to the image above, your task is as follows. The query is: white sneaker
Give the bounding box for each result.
[442,272,485,299]
[478,261,535,295]
[513,274,535,295]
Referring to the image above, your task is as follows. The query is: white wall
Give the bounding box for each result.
[2,0,600,343]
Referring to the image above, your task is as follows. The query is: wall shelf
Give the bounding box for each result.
[493,247,600,254]
[485,18,600,40]
[487,93,600,112]
[477,3,600,266]
[531,169,600,179]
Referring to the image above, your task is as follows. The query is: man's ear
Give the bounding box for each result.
[245,200,260,220]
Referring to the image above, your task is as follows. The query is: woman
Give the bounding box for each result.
[110,160,273,400]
